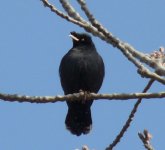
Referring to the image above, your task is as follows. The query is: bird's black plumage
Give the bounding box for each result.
[59,32,105,136]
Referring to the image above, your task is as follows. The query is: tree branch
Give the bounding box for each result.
[77,0,109,35]
[41,0,165,83]
[70,0,165,76]
[138,130,154,150]
[41,0,87,27]
[106,79,155,150]
[76,0,165,76]
[59,0,85,22]
[2,88,165,103]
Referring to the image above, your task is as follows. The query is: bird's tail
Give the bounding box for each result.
[65,102,92,136]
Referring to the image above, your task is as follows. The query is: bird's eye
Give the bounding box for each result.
[81,38,85,41]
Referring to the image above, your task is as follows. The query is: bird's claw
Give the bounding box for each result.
[79,89,90,104]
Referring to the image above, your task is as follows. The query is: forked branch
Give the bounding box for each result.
[41,0,165,79]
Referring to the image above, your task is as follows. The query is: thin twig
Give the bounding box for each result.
[106,79,155,150]
[138,67,165,84]
[77,0,107,30]
[41,0,87,27]
[117,43,165,84]
[138,129,154,150]
[124,44,165,76]
[59,0,85,22]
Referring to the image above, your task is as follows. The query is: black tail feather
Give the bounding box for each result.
[65,102,92,136]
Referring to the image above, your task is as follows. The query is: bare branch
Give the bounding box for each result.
[138,67,165,84]
[3,86,165,103]
[41,0,120,46]
[138,130,154,150]
[77,0,109,34]
[124,43,165,75]
[120,48,165,84]
[64,0,165,76]
[106,79,154,150]
[59,0,85,22]
[77,0,96,23]
[77,0,165,76]
[41,0,165,83]
[41,0,87,28]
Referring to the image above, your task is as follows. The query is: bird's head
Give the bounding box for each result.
[69,31,95,48]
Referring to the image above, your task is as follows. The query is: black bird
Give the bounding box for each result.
[59,32,105,136]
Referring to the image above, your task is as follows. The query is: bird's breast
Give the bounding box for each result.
[59,48,104,94]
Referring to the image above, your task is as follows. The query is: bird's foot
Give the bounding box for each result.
[79,89,90,104]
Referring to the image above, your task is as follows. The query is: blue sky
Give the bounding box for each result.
[0,0,165,150]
